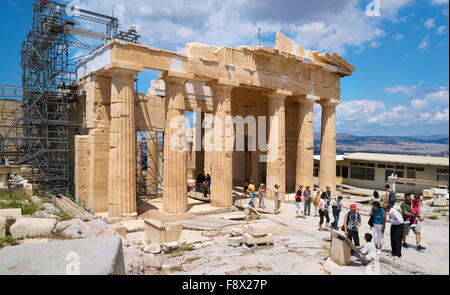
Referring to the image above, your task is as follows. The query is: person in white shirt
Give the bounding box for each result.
[357,233,377,263]
[318,192,330,231]
[386,204,404,259]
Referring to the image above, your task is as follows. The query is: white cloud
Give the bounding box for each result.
[384,82,424,96]
[424,18,436,28]
[418,35,430,50]
[314,88,449,130]
[437,25,447,34]
[78,0,411,55]
[394,33,404,40]
[431,0,449,5]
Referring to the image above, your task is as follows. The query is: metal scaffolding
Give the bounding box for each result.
[0,0,140,197]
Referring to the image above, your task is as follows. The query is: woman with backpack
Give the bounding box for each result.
[295,185,304,217]
[313,188,322,217]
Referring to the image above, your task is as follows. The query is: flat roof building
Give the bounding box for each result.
[314,153,449,193]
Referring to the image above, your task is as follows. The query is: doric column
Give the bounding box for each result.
[147,131,160,195]
[162,72,192,213]
[266,89,290,200]
[207,80,238,208]
[74,135,89,206]
[203,113,213,175]
[193,111,205,179]
[295,95,318,188]
[319,99,339,194]
[85,75,111,213]
[107,66,140,218]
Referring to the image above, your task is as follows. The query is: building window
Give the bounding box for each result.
[351,167,375,181]
[336,165,341,177]
[385,170,395,181]
[407,166,415,171]
[387,165,395,169]
[351,162,358,166]
[407,170,416,179]
[416,167,425,172]
[377,164,386,168]
[342,166,349,178]
[396,165,405,170]
[314,168,319,177]
[367,163,375,167]
[437,168,449,182]
[396,171,404,178]
[406,183,416,186]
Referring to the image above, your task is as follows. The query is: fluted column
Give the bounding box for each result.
[319,99,339,193]
[266,90,289,200]
[147,131,160,195]
[107,67,139,218]
[162,73,190,213]
[207,81,237,208]
[296,95,317,188]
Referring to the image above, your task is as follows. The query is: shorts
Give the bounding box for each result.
[403,222,421,237]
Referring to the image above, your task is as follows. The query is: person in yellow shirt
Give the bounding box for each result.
[248,180,256,208]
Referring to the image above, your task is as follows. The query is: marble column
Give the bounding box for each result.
[162,73,190,213]
[266,90,289,200]
[296,95,317,188]
[107,67,139,218]
[208,81,237,208]
[319,99,339,194]
[147,131,160,195]
[193,112,205,179]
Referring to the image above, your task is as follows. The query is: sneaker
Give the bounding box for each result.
[417,245,426,251]
[394,256,400,261]
[402,242,409,248]
[411,224,416,228]
[376,249,381,255]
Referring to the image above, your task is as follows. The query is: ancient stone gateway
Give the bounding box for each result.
[74,32,355,218]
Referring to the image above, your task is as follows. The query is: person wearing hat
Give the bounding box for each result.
[295,185,304,217]
[274,184,281,214]
[344,204,362,248]
[258,183,266,209]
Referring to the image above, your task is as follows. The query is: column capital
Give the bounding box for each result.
[294,94,320,104]
[162,71,194,85]
[106,62,142,76]
[320,98,341,108]
[206,79,239,90]
[266,88,292,100]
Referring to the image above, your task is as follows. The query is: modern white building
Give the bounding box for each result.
[314,153,449,193]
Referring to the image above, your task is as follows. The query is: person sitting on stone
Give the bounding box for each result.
[356,233,377,264]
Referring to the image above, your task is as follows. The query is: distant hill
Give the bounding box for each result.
[313,134,449,157]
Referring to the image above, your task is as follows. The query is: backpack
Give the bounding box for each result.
[342,212,360,231]
[313,192,321,206]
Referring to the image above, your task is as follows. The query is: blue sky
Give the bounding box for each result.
[0,0,448,136]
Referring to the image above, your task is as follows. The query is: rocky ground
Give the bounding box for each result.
[1,189,448,275]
